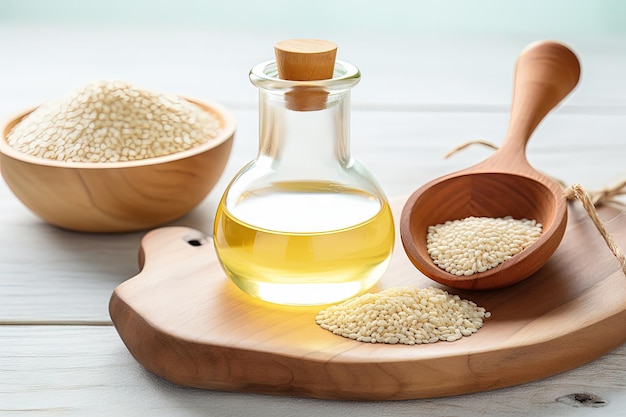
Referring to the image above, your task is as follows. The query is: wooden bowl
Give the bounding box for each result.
[0,98,235,233]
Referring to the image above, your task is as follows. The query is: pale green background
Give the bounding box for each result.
[0,0,624,37]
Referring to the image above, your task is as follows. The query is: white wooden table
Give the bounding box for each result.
[1,18,625,416]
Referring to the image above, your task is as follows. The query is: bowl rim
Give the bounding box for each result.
[0,97,236,169]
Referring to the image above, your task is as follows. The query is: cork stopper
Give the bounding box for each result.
[274,39,337,111]
[275,39,337,81]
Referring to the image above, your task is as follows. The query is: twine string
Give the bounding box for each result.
[564,183,626,275]
[444,140,499,159]
[446,140,626,276]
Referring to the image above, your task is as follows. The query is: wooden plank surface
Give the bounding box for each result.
[2,326,625,416]
[1,20,625,416]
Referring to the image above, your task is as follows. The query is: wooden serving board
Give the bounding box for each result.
[109,198,626,400]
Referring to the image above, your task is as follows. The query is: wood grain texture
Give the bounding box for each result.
[109,198,626,400]
[400,41,580,290]
[0,99,235,233]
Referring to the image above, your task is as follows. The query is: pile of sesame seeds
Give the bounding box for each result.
[427,216,542,276]
[7,80,222,163]
[315,286,490,345]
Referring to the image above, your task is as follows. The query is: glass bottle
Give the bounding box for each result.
[213,40,394,306]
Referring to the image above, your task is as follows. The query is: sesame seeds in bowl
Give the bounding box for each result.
[6,80,226,165]
[0,80,236,233]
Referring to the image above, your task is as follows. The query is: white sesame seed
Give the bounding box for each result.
[7,80,222,162]
[426,216,542,276]
[315,287,490,346]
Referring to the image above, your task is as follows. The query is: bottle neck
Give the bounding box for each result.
[257,88,352,176]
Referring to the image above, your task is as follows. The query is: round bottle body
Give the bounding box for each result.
[214,179,394,305]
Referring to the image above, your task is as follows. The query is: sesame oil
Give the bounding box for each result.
[214,181,394,305]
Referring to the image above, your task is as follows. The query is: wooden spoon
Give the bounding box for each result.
[400,40,581,290]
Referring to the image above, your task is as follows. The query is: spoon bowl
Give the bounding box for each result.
[400,40,580,290]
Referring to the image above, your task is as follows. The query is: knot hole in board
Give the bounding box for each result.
[182,231,209,247]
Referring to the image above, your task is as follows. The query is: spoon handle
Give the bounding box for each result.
[501,41,581,158]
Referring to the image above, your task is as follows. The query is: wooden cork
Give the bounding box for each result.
[274,39,337,111]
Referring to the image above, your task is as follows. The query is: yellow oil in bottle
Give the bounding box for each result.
[213,181,395,305]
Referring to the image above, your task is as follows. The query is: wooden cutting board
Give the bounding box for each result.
[109,198,626,400]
